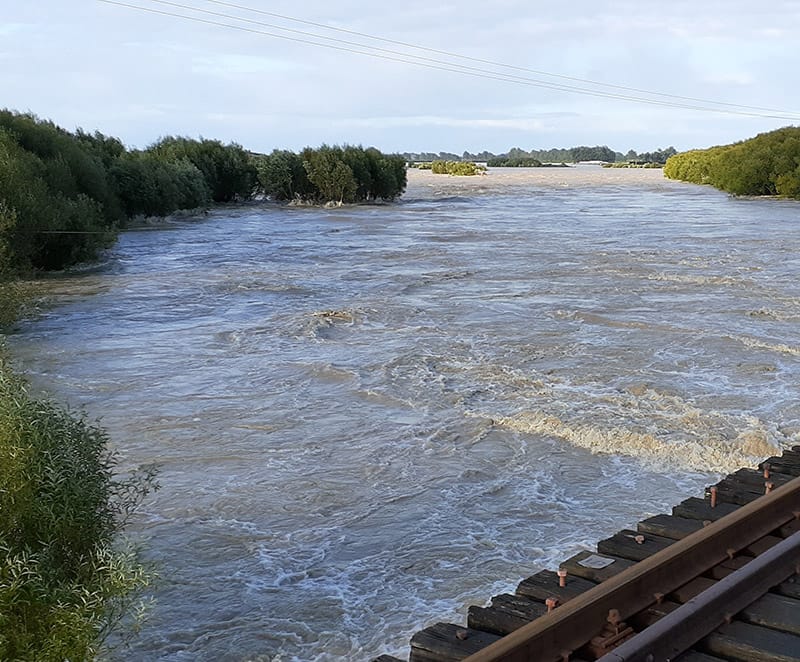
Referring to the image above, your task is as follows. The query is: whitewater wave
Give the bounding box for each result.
[730,334,800,356]
[646,272,744,287]
[482,409,781,474]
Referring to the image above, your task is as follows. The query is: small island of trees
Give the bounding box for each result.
[664,126,800,198]
[255,145,406,204]
[430,160,486,175]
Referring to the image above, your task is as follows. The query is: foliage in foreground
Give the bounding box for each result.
[255,145,407,204]
[0,355,157,660]
[664,126,800,198]
[431,160,486,176]
[0,201,21,327]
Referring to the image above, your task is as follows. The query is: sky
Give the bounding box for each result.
[2,1,800,155]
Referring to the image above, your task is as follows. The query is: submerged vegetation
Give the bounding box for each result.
[486,157,570,167]
[0,353,157,660]
[664,126,800,198]
[430,160,486,176]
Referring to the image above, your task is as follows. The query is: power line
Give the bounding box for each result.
[98,0,800,119]
[96,0,800,121]
[199,0,799,117]
[137,0,705,108]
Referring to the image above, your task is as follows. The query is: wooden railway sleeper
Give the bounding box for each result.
[595,529,800,662]
[461,475,800,662]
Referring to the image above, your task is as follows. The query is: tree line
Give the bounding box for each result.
[664,127,800,198]
[0,110,259,273]
[405,145,678,165]
[0,111,407,276]
[486,156,544,167]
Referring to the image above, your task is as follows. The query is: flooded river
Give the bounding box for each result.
[7,167,800,660]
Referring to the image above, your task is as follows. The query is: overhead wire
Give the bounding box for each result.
[198,0,799,117]
[96,0,800,121]
[133,0,707,107]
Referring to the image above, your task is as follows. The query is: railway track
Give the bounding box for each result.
[375,447,800,662]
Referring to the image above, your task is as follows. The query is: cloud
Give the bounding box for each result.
[702,72,755,87]
[338,116,548,131]
[0,23,29,37]
[190,53,303,76]
[3,0,800,152]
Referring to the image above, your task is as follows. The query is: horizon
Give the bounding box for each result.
[0,105,770,159]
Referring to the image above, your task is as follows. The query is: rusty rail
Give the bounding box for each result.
[461,474,800,662]
[597,529,800,661]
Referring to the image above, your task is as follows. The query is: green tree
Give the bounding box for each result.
[258,145,405,204]
[367,148,407,200]
[302,146,357,204]
[665,127,800,199]
[0,111,124,227]
[431,160,486,175]
[0,127,116,272]
[148,137,258,203]
[0,202,21,327]
[256,149,313,201]
[110,153,210,218]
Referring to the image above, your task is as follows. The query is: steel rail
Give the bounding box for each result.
[462,475,800,662]
[597,529,800,661]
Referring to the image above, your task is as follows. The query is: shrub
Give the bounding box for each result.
[486,157,543,167]
[665,127,800,199]
[147,137,259,203]
[431,160,486,176]
[0,355,157,660]
[111,153,211,218]
[256,145,406,204]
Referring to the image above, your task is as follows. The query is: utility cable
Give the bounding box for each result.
[140,0,709,107]
[198,0,799,117]
[96,0,800,121]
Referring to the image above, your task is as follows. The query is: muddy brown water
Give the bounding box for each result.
[7,166,800,660]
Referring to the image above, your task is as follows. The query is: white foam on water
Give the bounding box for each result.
[488,409,780,474]
[730,334,800,356]
[646,272,746,287]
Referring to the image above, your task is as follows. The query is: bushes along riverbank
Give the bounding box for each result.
[0,352,157,660]
[0,110,408,276]
[664,126,800,198]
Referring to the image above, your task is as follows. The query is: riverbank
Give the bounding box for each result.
[664,126,800,199]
